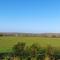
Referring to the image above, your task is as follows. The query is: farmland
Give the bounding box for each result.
[0,36,60,52]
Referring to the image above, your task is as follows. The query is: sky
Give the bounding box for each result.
[0,0,60,33]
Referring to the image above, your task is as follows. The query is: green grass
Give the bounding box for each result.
[0,36,60,52]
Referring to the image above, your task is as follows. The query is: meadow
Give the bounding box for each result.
[0,36,60,52]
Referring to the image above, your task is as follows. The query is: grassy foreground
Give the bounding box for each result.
[0,36,60,52]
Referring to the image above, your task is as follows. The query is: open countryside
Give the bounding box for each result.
[0,0,60,60]
[0,36,60,52]
[0,36,60,60]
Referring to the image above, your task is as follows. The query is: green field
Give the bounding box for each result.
[0,36,60,52]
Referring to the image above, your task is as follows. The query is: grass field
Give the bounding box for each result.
[0,36,60,52]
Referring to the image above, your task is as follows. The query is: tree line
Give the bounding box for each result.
[0,33,60,38]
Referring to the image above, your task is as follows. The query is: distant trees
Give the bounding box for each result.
[51,35,56,38]
[0,34,3,36]
[0,33,60,38]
